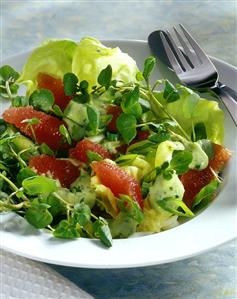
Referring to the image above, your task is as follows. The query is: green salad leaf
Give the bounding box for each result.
[0,65,20,83]
[53,219,80,239]
[121,86,142,119]
[156,85,224,144]
[98,64,112,89]
[192,179,219,209]
[163,80,180,103]
[87,105,99,134]
[63,72,78,96]
[12,96,29,107]
[116,113,137,144]
[29,89,54,112]
[16,167,36,185]
[59,124,72,145]
[72,203,91,226]
[52,104,64,117]
[109,213,137,238]
[170,150,193,175]
[39,143,54,156]
[118,195,144,224]
[192,122,207,141]
[44,193,66,217]
[0,119,7,135]
[93,217,113,248]
[87,151,103,162]
[157,197,194,217]
[0,65,20,99]
[25,202,53,229]
[22,176,58,195]
[142,56,156,81]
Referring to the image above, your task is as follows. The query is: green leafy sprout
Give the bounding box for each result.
[0,65,20,101]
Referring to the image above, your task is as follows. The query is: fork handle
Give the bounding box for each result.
[218,83,237,102]
[213,84,237,126]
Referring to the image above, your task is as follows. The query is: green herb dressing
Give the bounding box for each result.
[149,173,185,210]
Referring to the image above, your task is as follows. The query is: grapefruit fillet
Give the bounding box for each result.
[29,154,80,188]
[69,139,111,163]
[181,144,231,208]
[3,106,66,150]
[37,73,72,110]
[91,160,144,209]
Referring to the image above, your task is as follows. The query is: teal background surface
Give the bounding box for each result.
[2,0,237,66]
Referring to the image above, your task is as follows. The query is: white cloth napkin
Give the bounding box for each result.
[0,249,94,299]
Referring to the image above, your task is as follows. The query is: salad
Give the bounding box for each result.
[0,37,231,247]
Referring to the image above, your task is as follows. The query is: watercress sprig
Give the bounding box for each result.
[0,65,20,101]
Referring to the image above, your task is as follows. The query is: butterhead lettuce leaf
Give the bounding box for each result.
[17,37,139,95]
[156,85,224,144]
[17,39,78,94]
[72,37,139,88]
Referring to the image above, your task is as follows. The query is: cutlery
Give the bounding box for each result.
[148,24,237,126]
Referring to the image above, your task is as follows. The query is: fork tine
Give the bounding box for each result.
[173,26,200,67]
[179,24,211,64]
[160,32,183,74]
[164,30,192,72]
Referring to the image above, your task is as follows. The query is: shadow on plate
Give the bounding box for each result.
[0,212,41,236]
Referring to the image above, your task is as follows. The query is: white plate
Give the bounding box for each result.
[0,40,236,269]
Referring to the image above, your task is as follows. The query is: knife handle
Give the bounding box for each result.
[213,84,237,126]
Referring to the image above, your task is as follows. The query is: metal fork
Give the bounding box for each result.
[153,24,237,125]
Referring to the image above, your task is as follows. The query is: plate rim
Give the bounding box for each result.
[3,38,237,72]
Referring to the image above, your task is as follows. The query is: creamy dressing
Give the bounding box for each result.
[155,140,184,167]
[171,134,209,170]
[188,142,209,170]
[149,173,185,210]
